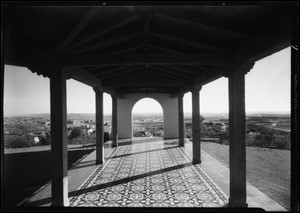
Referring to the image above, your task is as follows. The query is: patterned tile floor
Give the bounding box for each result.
[69,139,228,207]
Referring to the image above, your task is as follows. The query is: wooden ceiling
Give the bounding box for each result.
[3,2,295,95]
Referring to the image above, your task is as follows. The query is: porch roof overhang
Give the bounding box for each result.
[3,1,294,96]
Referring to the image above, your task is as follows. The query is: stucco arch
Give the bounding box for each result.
[131,97,164,113]
[117,93,179,139]
[131,97,164,137]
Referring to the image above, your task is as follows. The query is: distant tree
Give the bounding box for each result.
[40,131,51,145]
[254,129,275,148]
[68,127,82,140]
[67,119,74,124]
[6,136,31,148]
[200,115,205,123]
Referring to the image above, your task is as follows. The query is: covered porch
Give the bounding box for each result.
[2,1,298,211]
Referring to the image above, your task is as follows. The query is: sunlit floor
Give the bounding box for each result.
[69,139,228,207]
[21,138,286,211]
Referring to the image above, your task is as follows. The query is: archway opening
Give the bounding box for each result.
[131,98,164,138]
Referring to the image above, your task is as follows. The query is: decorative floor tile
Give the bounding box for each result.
[70,139,228,207]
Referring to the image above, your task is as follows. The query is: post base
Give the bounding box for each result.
[51,199,69,207]
[192,159,202,164]
[228,198,248,208]
[96,159,105,165]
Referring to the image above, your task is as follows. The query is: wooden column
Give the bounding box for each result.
[111,95,118,147]
[178,94,185,147]
[94,87,104,164]
[50,72,69,206]
[191,86,202,164]
[227,63,254,207]
[1,57,4,204]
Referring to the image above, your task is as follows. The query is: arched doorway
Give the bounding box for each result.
[131,98,164,138]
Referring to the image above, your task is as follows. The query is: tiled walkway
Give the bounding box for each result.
[21,137,286,211]
[69,139,228,207]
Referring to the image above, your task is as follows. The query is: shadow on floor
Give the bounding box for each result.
[2,148,95,207]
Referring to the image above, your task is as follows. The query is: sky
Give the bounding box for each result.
[4,47,290,116]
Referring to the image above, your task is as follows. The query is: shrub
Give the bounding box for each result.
[133,131,146,137]
[218,131,229,144]
[104,132,110,142]
[6,137,32,148]
[68,127,82,140]
[273,135,291,150]
[39,131,51,145]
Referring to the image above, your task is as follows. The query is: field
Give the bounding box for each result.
[201,142,290,210]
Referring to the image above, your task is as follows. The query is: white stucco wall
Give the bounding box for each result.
[117,93,179,139]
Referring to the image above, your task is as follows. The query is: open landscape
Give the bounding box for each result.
[3,112,291,209]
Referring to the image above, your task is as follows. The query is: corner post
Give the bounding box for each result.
[191,86,202,164]
[111,94,118,147]
[178,94,185,147]
[226,62,254,207]
[94,87,104,164]
[50,64,69,207]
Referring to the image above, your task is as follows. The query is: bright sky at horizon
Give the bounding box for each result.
[4,47,290,116]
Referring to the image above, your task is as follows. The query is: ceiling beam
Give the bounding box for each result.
[103,78,191,87]
[104,69,148,83]
[147,69,184,81]
[56,7,99,53]
[233,30,290,63]
[100,67,144,79]
[160,65,201,75]
[116,87,179,94]
[150,66,192,78]
[177,65,225,96]
[154,13,250,40]
[71,32,143,54]
[151,32,226,52]
[192,65,224,87]
[64,67,102,88]
[92,65,134,76]
[68,15,138,51]
[113,45,144,55]
[147,44,182,54]
[63,53,232,66]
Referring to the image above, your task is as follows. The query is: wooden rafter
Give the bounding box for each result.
[150,66,192,78]
[192,65,224,86]
[160,65,200,75]
[154,13,250,40]
[147,69,187,81]
[105,69,147,83]
[71,32,143,54]
[63,67,102,88]
[116,87,179,94]
[103,78,191,87]
[63,53,231,66]
[92,65,135,76]
[100,67,144,79]
[147,44,182,54]
[151,32,226,52]
[57,7,99,53]
[68,15,138,51]
[113,45,144,55]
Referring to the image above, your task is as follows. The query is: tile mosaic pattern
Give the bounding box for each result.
[70,139,228,207]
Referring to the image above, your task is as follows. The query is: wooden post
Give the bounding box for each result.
[191,86,202,164]
[227,63,254,207]
[1,56,4,204]
[111,95,118,147]
[178,94,185,147]
[94,87,104,164]
[50,72,69,206]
